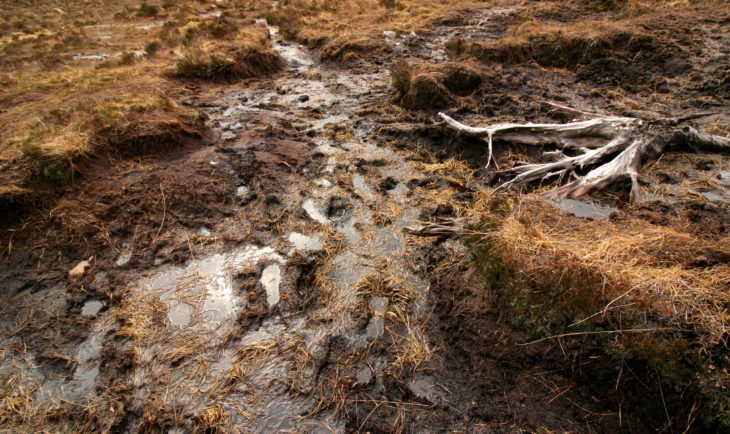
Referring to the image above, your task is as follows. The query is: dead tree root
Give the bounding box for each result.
[438,112,730,203]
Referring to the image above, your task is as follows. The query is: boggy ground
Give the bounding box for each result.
[1,0,729,433]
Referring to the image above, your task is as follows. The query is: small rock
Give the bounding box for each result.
[69,258,92,278]
[298,94,310,102]
[236,185,250,198]
[221,131,237,141]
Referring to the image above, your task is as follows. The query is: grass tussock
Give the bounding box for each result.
[172,23,283,81]
[175,41,282,81]
[468,192,730,429]
[457,7,705,88]
[355,271,419,305]
[391,60,482,110]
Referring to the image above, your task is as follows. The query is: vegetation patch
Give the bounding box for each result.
[174,27,283,81]
[468,194,730,431]
[320,35,387,64]
[459,17,693,89]
[391,60,482,110]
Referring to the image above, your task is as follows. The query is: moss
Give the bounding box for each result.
[38,160,74,184]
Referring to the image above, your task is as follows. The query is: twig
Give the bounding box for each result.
[517,327,680,346]
[153,184,166,243]
[541,100,608,118]
[655,366,673,433]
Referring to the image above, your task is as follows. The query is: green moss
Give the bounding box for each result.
[39,161,74,184]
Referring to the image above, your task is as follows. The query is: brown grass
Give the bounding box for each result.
[466,193,729,345]
[174,27,282,81]
[458,190,730,428]
[0,0,279,216]
[265,0,485,53]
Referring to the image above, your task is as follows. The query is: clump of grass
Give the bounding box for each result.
[379,0,404,9]
[202,16,238,39]
[137,2,159,18]
[355,271,418,305]
[391,59,411,95]
[118,51,136,66]
[386,312,434,377]
[175,46,237,80]
[390,61,482,110]
[466,192,730,429]
[144,40,162,56]
[175,41,282,81]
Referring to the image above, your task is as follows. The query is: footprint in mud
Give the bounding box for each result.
[325,196,351,221]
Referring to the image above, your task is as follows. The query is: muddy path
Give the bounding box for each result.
[0,7,652,433]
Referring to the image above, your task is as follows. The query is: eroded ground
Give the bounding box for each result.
[1,1,729,433]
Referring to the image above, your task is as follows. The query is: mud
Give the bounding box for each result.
[1,2,729,433]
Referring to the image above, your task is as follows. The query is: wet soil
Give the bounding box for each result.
[1,2,728,433]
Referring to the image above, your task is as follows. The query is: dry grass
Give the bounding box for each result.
[174,27,282,81]
[265,0,485,57]
[480,194,729,345]
[385,311,434,377]
[355,271,419,306]
[458,189,730,427]
[0,0,278,211]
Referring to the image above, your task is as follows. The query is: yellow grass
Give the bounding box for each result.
[474,193,729,347]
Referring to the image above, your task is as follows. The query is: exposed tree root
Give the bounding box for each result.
[439,112,730,202]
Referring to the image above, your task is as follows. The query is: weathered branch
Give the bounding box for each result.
[437,112,730,203]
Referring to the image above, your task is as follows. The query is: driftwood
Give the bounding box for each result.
[439,112,730,203]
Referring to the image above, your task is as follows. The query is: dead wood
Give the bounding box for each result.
[438,112,730,203]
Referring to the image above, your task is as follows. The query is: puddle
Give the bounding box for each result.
[107,17,442,431]
[366,296,389,339]
[81,300,103,317]
[210,349,237,376]
[236,185,250,197]
[143,245,284,328]
[337,219,361,245]
[199,11,222,18]
[553,198,617,219]
[390,182,409,198]
[408,376,435,403]
[168,302,193,326]
[116,249,132,266]
[288,232,324,251]
[72,53,109,61]
[356,366,373,385]
[71,330,105,394]
[261,264,282,306]
[302,199,329,224]
[263,20,315,73]
[315,178,332,188]
[699,190,727,202]
[352,173,375,200]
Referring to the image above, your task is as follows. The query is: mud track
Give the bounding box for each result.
[3,5,725,433]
